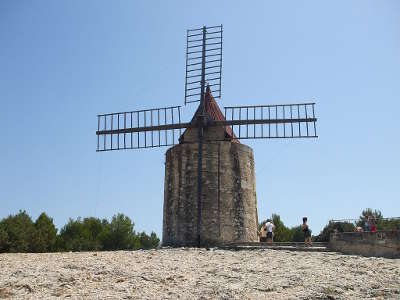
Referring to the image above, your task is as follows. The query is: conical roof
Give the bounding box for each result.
[180,86,239,143]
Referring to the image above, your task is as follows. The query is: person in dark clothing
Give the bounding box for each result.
[302,217,312,246]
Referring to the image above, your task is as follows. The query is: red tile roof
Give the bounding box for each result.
[180,86,239,143]
[204,86,239,142]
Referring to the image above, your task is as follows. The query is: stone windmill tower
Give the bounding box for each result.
[163,86,258,247]
[96,25,318,247]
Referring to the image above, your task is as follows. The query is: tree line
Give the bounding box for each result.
[260,208,400,243]
[0,211,160,253]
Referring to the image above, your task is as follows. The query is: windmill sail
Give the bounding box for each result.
[223,102,317,140]
[185,25,222,104]
[96,106,189,151]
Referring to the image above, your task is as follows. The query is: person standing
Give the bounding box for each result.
[264,219,275,244]
[364,215,370,232]
[370,217,377,232]
[302,217,312,246]
[259,223,267,242]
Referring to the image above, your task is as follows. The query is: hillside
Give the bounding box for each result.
[0,248,399,299]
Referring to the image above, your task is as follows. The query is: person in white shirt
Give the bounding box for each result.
[264,219,275,244]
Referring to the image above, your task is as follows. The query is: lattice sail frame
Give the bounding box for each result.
[96,106,183,151]
[185,25,222,104]
[96,102,317,151]
[223,103,317,140]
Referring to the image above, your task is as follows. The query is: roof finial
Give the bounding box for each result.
[206,84,211,94]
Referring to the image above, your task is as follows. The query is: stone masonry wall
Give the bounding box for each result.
[329,231,400,258]
[162,141,258,247]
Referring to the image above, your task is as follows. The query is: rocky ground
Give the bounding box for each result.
[0,248,399,299]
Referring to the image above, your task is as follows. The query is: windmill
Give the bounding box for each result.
[96,25,318,247]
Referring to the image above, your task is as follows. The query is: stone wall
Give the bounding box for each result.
[162,141,258,247]
[329,231,400,258]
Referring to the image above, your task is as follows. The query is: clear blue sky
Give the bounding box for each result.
[1,1,399,236]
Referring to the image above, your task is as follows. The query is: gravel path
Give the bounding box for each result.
[0,248,399,299]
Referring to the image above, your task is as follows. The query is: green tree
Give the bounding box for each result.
[0,211,36,252]
[59,217,106,251]
[150,232,160,248]
[82,217,104,250]
[131,231,160,249]
[101,213,136,250]
[290,225,308,242]
[130,234,142,250]
[378,218,400,231]
[0,211,161,252]
[0,225,9,252]
[271,214,292,242]
[32,212,57,252]
[138,232,152,249]
[315,221,354,242]
[58,218,89,251]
